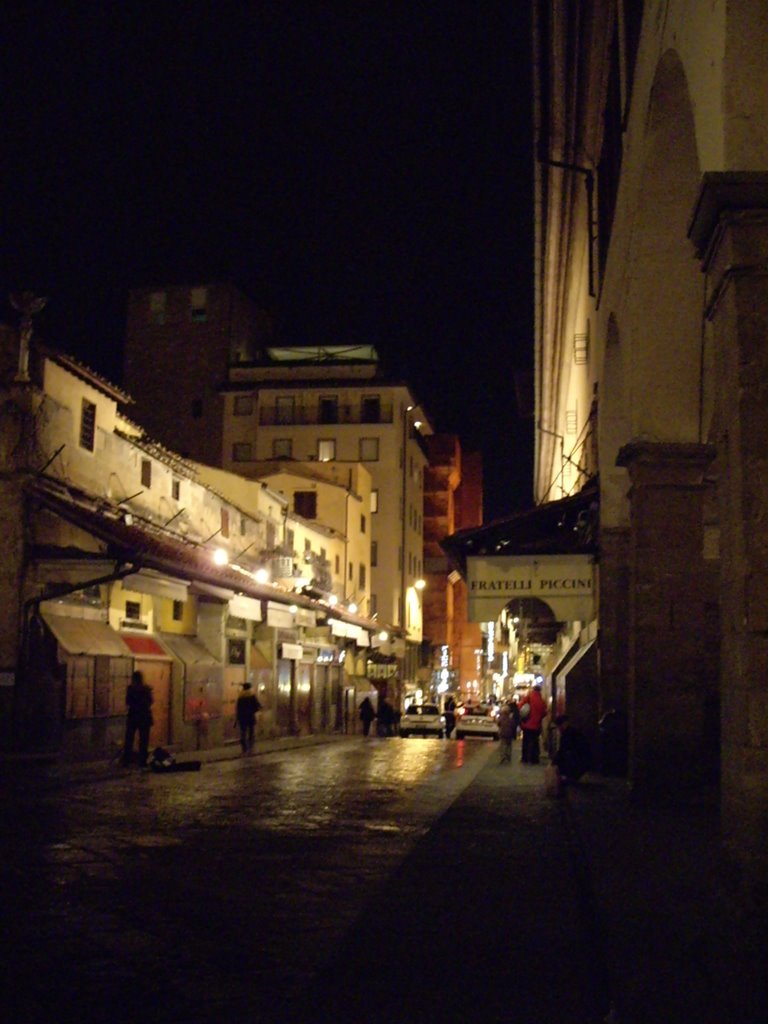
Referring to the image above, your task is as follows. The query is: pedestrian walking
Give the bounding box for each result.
[497,703,516,763]
[359,695,376,736]
[443,695,457,739]
[235,682,261,755]
[519,681,548,764]
[122,670,153,767]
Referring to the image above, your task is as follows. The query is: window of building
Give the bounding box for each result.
[190,286,208,322]
[371,541,378,567]
[361,513,366,534]
[359,564,366,589]
[221,508,230,538]
[305,537,312,552]
[234,395,254,416]
[371,489,379,513]
[191,398,203,418]
[272,438,293,459]
[294,491,317,519]
[319,395,339,424]
[266,521,276,548]
[232,442,253,462]
[125,600,141,621]
[348,562,354,581]
[141,458,152,488]
[335,554,340,574]
[361,395,380,423]
[359,437,379,462]
[240,516,247,536]
[172,600,184,622]
[228,638,246,665]
[171,478,181,501]
[79,399,96,452]
[317,438,336,462]
[276,396,295,425]
[287,528,295,550]
[369,593,378,616]
[149,291,167,325]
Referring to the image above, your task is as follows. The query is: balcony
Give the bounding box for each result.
[259,402,394,427]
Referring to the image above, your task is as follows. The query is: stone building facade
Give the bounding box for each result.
[534,0,768,905]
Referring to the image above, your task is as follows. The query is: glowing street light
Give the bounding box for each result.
[213,547,229,566]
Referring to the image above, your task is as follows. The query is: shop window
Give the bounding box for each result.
[80,399,96,452]
[228,638,246,665]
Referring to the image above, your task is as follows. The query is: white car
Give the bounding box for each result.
[454,705,500,741]
[399,704,445,738]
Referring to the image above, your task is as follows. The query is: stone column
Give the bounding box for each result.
[616,441,717,794]
[689,172,768,908]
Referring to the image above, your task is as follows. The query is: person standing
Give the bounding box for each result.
[235,682,261,755]
[497,703,516,763]
[359,695,376,736]
[520,681,548,765]
[123,670,153,767]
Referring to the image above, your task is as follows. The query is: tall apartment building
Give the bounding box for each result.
[222,346,432,704]
[124,283,274,467]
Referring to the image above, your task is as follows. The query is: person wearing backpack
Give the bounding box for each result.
[519,681,548,764]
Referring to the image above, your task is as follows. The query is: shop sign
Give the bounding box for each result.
[467,554,595,623]
[280,642,303,660]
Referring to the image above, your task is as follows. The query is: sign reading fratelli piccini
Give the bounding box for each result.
[466,555,595,623]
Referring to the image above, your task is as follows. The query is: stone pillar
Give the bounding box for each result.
[689,172,768,909]
[616,441,717,794]
[597,525,631,718]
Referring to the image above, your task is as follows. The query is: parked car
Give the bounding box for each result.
[455,705,500,741]
[399,704,445,738]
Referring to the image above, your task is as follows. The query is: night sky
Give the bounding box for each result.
[1,2,534,521]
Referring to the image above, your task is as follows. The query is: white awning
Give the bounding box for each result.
[123,572,189,603]
[41,610,130,657]
[228,595,263,621]
[555,638,597,682]
[267,601,295,629]
[159,634,220,666]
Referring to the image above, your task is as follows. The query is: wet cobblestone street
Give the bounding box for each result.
[2,738,500,1023]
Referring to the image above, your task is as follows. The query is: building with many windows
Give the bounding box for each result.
[1,322,382,756]
[221,345,432,707]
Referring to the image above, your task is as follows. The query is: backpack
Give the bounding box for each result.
[519,701,531,722]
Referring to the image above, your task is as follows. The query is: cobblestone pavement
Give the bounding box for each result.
[2,735,767,1024]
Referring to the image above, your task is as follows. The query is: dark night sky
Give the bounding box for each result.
[1,2,534,521]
